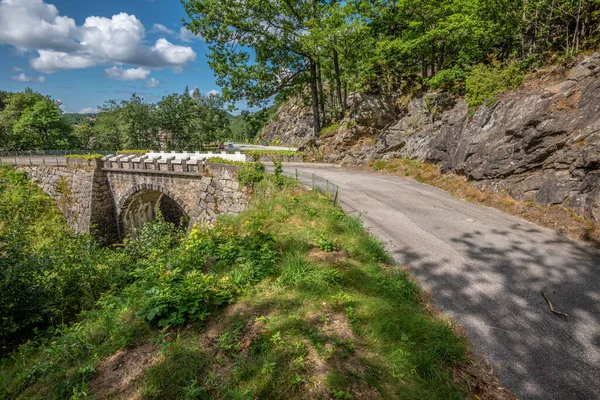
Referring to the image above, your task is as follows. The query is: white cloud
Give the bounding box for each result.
[0,0,197,73]
[78,107,98,114]
[207,89,220,96]
[0,0,78,53]
[147,77,160,88]
[178,27,201,42]
[151,23,174,35]
[12,66,24,71]
[11,72,46,83]
[105,66,150,80]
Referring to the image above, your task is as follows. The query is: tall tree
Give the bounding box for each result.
[10,96,74,150]
[182,0,324,137]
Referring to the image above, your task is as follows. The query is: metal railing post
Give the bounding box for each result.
[312,173,315,189]
[326,180,329,193]
[296,169,298,181]
[334,187,339,206]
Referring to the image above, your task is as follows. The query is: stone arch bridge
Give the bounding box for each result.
[17,155,249,242]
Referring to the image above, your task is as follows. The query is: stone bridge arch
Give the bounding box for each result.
[105,162,249,240]
[116,183,192,236]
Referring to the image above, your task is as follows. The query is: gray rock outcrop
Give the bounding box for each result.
[271,52,600,223]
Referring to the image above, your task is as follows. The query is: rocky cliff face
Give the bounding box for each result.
[259,95,316,146]
[264,52,600,223]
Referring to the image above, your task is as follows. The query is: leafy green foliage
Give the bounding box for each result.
[320,123,339,138]
[65,154,104,160]
[117,149,151,155]
[0,89,76,151]
[373,160,388,171]
[465,62,525,108]
[205,157,249,167]
[273,161,284,188]
[427,67,466,93]
[246,150,302,161]
[237,162,266,187]
[0,167,122,349]
[317,235,337,252]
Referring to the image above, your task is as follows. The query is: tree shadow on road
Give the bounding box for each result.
[392,223,600,400]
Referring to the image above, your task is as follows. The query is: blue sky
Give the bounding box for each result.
[0,0,224,113]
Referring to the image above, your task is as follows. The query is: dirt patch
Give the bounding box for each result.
[308,248,348,265]
[88,342,160,400]
[321,311,355,342]
[239,318,267,354]
[454,352,517,400]
[303,340,331,397]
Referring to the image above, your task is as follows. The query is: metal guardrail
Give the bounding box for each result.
[0,155,69,166]
[0,150,114,157]
[266,166,340,206]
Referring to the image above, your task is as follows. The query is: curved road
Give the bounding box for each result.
[288,165,600,400]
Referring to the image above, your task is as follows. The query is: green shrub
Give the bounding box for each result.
[427,66,466,93]
[139,271,236,328]
[0,166,123,349]
[320,123,339,138]
[65,154,103,160]
[317,235,337,252]
[246,150,303,162]
[373,160,388,171]
[206,157,249,166]
[117,149,151,155]
[237,162,265,187]
[273,161,284,188]
[465,62,525,109]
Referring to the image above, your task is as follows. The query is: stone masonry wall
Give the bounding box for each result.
[19,159,250,241]
[17,159,114,240]
[106,162,250,234]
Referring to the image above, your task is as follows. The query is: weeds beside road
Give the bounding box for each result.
[369,158,600,246]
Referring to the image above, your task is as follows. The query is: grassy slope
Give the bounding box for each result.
[0,175,471,400]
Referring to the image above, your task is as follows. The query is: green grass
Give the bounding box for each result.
[0,173,470,399]
[65,153,104,160]
[117,149,152,155]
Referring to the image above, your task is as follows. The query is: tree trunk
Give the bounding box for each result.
[310,59,321,138]
[317,61,325,122]
[333,48,344,117]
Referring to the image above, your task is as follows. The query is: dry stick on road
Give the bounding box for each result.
[541,291,568,321]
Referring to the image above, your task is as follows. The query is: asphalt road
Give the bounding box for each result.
[288,165,600,400]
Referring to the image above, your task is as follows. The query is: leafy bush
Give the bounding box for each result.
[139,271,236,328]
[206,157,249,166]
[465,62,525,109]
[65,154,104,160]
[246,150,303,161]
[117,149,151,155]
[427,66,466,93]
[0,167,123,349]
[273,161,284,187]
[317,235,337,252]
[373,160,388,171]
[237,162,265,187]
[320,123,339,138]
